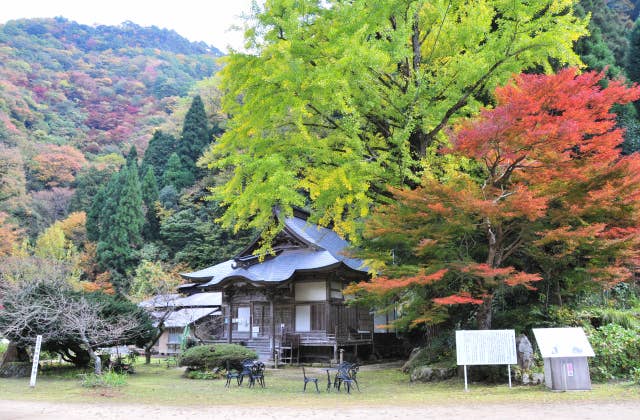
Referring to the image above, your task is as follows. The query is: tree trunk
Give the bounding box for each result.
[476,295,493,330]
[81,336,102,375]
[87,346,102,375]
[144,328,164,365]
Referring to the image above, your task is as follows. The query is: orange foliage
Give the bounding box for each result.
[503,272,543,290]
[82,271,116,295]
[0,212,22,256]
[433,292,484,305]
[461,263,542,291]
[31,144,87,187]
[58,211,87,246]
[346,269,448,294]
[454,68,640,187]
[461,263,514,278]
[78,242,100,282]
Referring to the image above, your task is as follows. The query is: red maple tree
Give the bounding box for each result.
[350,68,640,329]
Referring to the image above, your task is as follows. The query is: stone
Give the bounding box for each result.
[532,372,544,385]
[410,365,456,382]
[520,372,544,385]
[516,334,534,370]
[0,362,31,378]
[401,347,424,373]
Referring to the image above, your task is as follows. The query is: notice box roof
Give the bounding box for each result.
[456,329,517,365]
[532,327,595,358]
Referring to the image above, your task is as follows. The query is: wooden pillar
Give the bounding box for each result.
[227,302,233,344]
[269,297,276,354]
[265,287,278,362]
[250,301,254,339]
[225,287,234,344]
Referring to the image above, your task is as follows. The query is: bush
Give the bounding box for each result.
[184,368,223,380]
[588,323,640,381]
[179,344,257,372]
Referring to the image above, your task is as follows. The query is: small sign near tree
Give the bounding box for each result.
[456,330,517,391]
[29,335,43,387]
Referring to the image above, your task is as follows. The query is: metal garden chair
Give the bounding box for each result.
[302,366,319,392]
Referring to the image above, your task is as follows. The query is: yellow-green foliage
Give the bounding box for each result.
[203,0,588,248]
[34,223,76,261]
[129,260,180,301]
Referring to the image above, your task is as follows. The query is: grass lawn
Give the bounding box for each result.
[0,361,638,408]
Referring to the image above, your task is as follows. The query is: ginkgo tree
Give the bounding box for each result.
[203,0,588,248]
[347,68,640,329]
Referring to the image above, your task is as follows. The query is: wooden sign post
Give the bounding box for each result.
[29,335,43,388]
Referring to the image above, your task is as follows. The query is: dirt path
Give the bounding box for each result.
[1,400,640,419]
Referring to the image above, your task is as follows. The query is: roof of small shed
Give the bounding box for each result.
[139,292,222,309]
[532,327,595,358]
[155,307,220,328]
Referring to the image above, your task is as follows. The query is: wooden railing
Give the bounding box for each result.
[206,329,373,347]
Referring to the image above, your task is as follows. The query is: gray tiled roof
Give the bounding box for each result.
[180,215,367,287]
[139,292,222,309]
[158,307,221,328]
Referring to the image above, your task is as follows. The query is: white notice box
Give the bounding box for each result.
[456,329,517,366]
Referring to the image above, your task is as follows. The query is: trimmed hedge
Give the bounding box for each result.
[178,344,257,371]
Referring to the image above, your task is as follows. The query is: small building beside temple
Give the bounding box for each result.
[180,208,383,361]
[140,292,222,355]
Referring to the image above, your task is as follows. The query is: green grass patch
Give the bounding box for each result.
[0,362,638,407]
[79,371,128,388]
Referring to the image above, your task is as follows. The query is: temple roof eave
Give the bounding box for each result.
[179,211,369,292]
[189,260,367,292]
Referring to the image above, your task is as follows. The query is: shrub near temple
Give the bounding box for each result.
[588,323,640,381]
[179,344,257,372]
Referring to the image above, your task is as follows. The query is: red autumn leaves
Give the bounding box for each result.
[350,68,640,313]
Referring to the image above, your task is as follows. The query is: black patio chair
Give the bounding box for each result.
[348,363,360,391]
[333,362,356,394]
[332,362,351,388]
[248,361,266,388]
[238,359,255,386]
[302,366,319,393]
[225,360,242,387]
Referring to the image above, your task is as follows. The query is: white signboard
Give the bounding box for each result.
[532,327,595,358]
[29,335,43,387]
[456,330,517,366]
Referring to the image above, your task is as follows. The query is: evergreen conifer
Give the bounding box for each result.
[176,95,210,181]
[86,185,106,242]
[97,164,144,292]
[141,167,161,241]
[162,153,194,191]
[628,20,640,83]
[141,130,177,181]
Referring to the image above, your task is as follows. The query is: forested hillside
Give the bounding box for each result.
[0,17,222,237]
